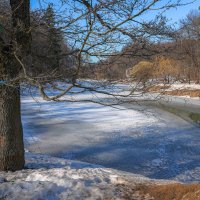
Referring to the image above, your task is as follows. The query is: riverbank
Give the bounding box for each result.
[136,93,200,126]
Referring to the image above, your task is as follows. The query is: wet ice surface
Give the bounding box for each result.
[21,93,200,183]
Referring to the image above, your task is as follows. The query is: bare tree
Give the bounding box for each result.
[179,10,200,83]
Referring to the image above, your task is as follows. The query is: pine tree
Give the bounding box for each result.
[44,4,62,71]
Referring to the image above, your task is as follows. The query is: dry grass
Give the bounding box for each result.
[137,183,200,200]
[104,183,200,200]
[164,89,200,98]
[147,85,171,92]
[148,85,200,98]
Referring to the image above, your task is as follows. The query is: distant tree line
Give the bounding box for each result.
[0,1,76,83]
[84,10,200,84]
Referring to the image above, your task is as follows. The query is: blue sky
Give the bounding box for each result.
[31,0,199,23]
[161,0,200,22]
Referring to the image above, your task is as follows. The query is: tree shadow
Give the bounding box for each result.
[21,96,200,182]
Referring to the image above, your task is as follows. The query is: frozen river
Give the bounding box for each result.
[22,93,200,183]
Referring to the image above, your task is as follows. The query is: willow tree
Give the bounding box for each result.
[0,0,192,171]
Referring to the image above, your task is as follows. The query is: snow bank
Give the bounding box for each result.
[0,153,155,200]
[170,83,200,91]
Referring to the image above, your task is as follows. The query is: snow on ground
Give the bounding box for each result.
[148,82,200,100]
[169,83,200,91]
[151,82,200,91]
[1,82,199,199]
[21,87,200,183]
[0,152,157,200]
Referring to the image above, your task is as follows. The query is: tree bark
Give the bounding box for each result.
[0,34,25,171]
[0,85,24,171]
[0,0,31,171]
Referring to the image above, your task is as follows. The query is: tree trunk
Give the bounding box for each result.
[0,85,24,171]
[0,35,25,171]
[0,0,31,171]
